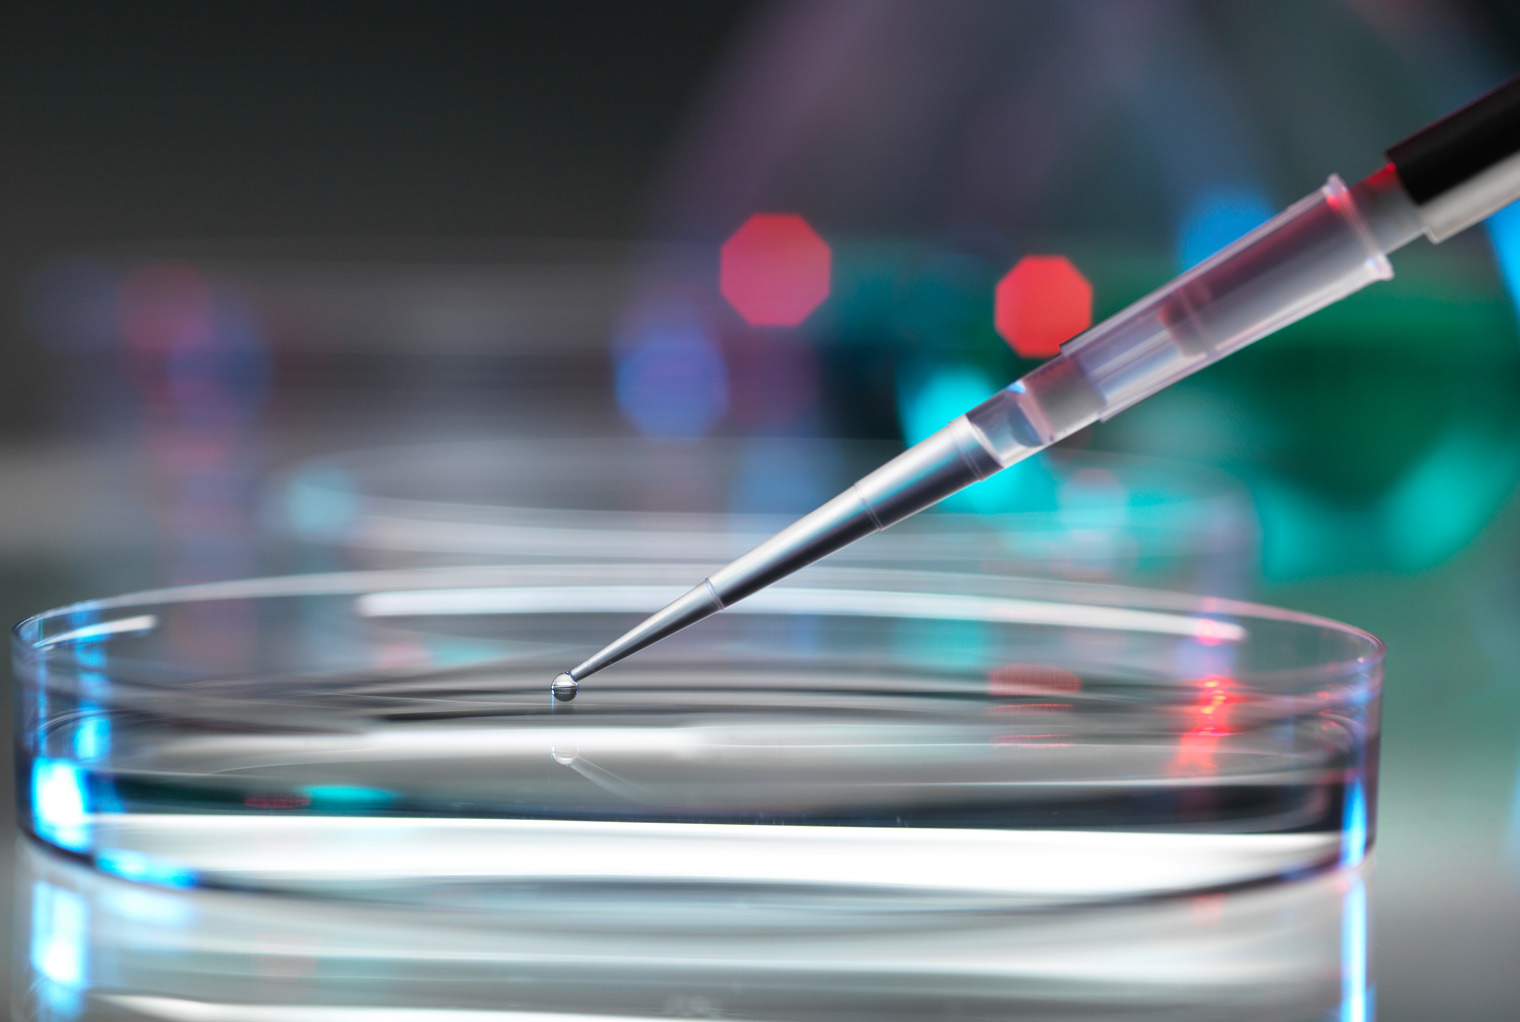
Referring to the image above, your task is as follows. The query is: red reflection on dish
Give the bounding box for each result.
[243,794,311,810]
[1193,618,1233,646]
[994,255,1092,358]
[1172,674,1239,774]
[720,214,831,327]
[988,663,1081,697]
[1190,892,1226,923]
[989,663,1078,747]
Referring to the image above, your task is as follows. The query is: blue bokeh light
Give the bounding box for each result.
[614,309,729,438]
[1177,185,1273,271]
[283,464,359,536]
[1486,199,1520,328]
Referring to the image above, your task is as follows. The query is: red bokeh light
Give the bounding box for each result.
[994,255,1093,358]
[720,214,831,327]
[117,264,214,357]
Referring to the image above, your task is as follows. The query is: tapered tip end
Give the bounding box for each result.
[550,673,579,702]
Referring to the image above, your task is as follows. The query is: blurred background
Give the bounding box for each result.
[4,0,1520,1015]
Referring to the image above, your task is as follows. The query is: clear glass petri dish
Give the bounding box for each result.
[13,564,1379,912]
[267,438,1258,594]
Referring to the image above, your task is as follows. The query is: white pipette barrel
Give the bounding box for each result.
[557,74,1520,697]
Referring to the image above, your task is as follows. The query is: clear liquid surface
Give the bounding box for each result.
[25,663,1369,907]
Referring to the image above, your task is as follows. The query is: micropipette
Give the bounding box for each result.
[552,73,1520,702]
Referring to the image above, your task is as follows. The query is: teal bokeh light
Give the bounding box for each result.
[896,362,1046,514]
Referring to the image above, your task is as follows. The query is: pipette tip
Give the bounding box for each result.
[550,672,579,702]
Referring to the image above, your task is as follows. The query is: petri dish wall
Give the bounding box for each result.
[14,563,1379,911]
[267,439,1259,594]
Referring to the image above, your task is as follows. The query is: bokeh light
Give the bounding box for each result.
[112,264,270,589]
[614,306,729,438]
[1487,201,1520,326]
[282,465,359,537]
[994,256,1092,359]
[897,363,996,448]
[118,265,215,362]
[1377,419,1516,572]
[720,214,832,327]
[1177,185,1273,270]
[896,362,1030,513]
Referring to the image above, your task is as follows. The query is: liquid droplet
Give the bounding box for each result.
[550,744,578,766]
[551,673,579,702]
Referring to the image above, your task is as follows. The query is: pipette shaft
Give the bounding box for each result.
[560,73,1520,692]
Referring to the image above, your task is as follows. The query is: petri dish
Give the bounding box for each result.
[268,438,1258,594]
[14,563,1380,911]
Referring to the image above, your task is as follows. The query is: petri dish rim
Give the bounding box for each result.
[14,564,1384,691]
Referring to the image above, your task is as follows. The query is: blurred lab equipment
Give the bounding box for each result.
[562,74,1520,690]
[268,438,1257,594]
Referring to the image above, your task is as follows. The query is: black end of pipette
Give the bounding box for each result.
[1386,73,1520,241]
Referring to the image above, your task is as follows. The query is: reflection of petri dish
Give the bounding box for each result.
[15,564,1378,910]
[268,439,1258,594]
[16,836,1370,1020]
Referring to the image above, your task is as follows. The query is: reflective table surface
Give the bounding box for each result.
[14,838,1371,1021]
